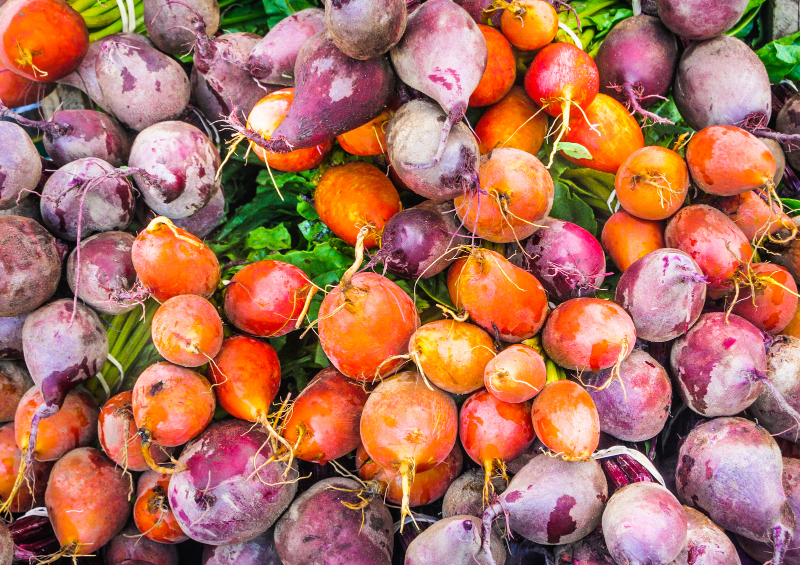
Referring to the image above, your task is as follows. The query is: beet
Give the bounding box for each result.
[143,0,220,55]
[673,35,771,131]
[274,477,393,565]
[40,157,135,241]
[511,217,607,302]
[235,31,394,154]
[454,0,501,26]
[442,468,506,521]
[390,0,487,165]
[0,122,42,210]
[0,216,62,317]
[749,336,800,442]
[554,528,616,565]
[168,419,298,546]
[0,360,31,421]
[248,8,326,86]
[326,0,406,60]
[406,515,506,565]
[776,93,800,171]
[656,0,748,40]
[675,506,741,565]
[615,248,707,342]
[202,528,281,565]
[105,524,179,565]
[0,315,25,359]
[670,312,767,417]
[676,417,796,565]
[385,99,480,200]
[602,482,688,565]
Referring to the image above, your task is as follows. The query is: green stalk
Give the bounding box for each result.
[84,1,143,30]
[73,0,100,13]
[220,12,268,26]
[726,6,760,37]
[81,1,121,17]
[88,9,144,42]
[109,308,139,362]
[545,359,566,383]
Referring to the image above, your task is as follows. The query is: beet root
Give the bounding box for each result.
[386,99,480,200]
[143,0,220,55]
[676,417,796,565]
[0,216,62,317]
[406,515,506,565]
[274,477,394,565]
[674,506,741,565]
[749,336,800,442]
[656,0,747,40]
[0,122,42,210]
[326,0,407,60]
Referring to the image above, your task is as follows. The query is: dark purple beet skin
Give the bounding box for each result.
[580,349,671,442]
[202,528,282,565]
[676,417,796,565]
[615,248,706,342]
[454,0,501,26]
[512,217,607,301]
[0,216,62,318]
[43,110,131,168]
[40,157,135,241]
[168,419,298,546]
[66,231,138,316]
[554,528,616,565]
[105,523,179,565]
[274,477,394,565]
[670,312,767,417]
[673,35,772,131]
[750,337,800,442]
[0,314,26,359]
[326,0,407,60]
[776,93,800,170]
[595,15,678,123]
[656,0,747,41]
[22,299,108,409]
[128,121,221,219]
[0,122,42,210]
[248,8,326,86]
[675,506,741,565]
[602,482,688,565]
[405,515,505,565]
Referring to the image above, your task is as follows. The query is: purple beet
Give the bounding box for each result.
[0,122,42,210]
[673,35,771,131]
[656,0,748,40]
[580,349,671,442]
[66,231,138,316]
[676,417,796,565]
[143,0,220,55]
[202,528,281,565]
[749,336,800,442]
[511,217,607,302]
[390,0,487,166]
[615,248,706,342]
[454,0,501,26]
[776,94,800,171]
[375,201,463,279]
[675,506,741,565]
[554,528,616,565]
[406,515,505,565]
[0,216,62,317]
[326,0,407,60]
[95,37,191,131]
[105,523,179,565]
[602,482,688,565]
[168,419,298,546]
[274,477,393,565]
[670,312,767,417]
[442,469,506,521]
[233,31,394,154]
[247,8,326,87]
[595,15,678,125]
[40,157,135,241]
[128,121,221,219]
[0,315,25,359]
[0,360,32,421]
[386,99,480,200]
[137,184,225,240]
[482,453,608,565]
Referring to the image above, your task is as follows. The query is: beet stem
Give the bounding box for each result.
[620,83,674,126]
[481,502,503,565]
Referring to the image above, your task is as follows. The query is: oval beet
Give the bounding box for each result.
[406,515,505,565]
[326,0,406,60]
[656,0,747,40]
[42,110,131,168]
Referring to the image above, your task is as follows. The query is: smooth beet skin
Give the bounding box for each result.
[42,110,131,168]
[656,0,747,40]
[0,122,42,210]
[676,506,741,565]
[406,515,506,565]
[326,0,406,60]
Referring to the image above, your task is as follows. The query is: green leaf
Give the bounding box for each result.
[782,198,800,212]
[557,142,594,161]
[256,240,354,288]
[756,31,800,83]
[641,98,694,150]
[550,180,599,236]
[245,224,292,251]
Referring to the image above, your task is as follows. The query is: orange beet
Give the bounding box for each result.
[0,60,54,107]
[531,380,600,460]
[248,89,333,172]
[151,295,223,368]
[686,125,777,196]
[474,86,548,155]
[601,210,665,272]
[469,25,516,107]
[282,367,368,464]
[208,335,281,423]
[360,371,458,525]
[454,147,553,243]
[715,189,794,242]
[615,146,689,220]
[500,0,558,50]
[408,319,496,395]
[337,108,392,156]
[542,298,636,372]
[562,93,645,173]
[98,391,173,473]
[133,471,188,544]
[484,344,546,403]
[0,422,51,512]
[525,42,598,119]
[45,447,131,555]
[131,217,220,303]
[448,248,549,342]
[732,263,798,335]
[0,0,89,82]
[356,443,463,507]
[315,162,402,249]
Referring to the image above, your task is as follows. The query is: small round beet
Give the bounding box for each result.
[151,295,223,368]
[43,110,131,168]
[406,515,506,565]
[202,528,281,565]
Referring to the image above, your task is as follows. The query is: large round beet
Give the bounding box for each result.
[0,216,61,317]
[168,419,298,546]
[43,110,131,168]
[274,477,394,565]
[406,515,505,565]
[656,0,747,40]
[0,122,42,210]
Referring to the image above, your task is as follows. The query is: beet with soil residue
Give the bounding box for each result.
[0,122,42,210]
